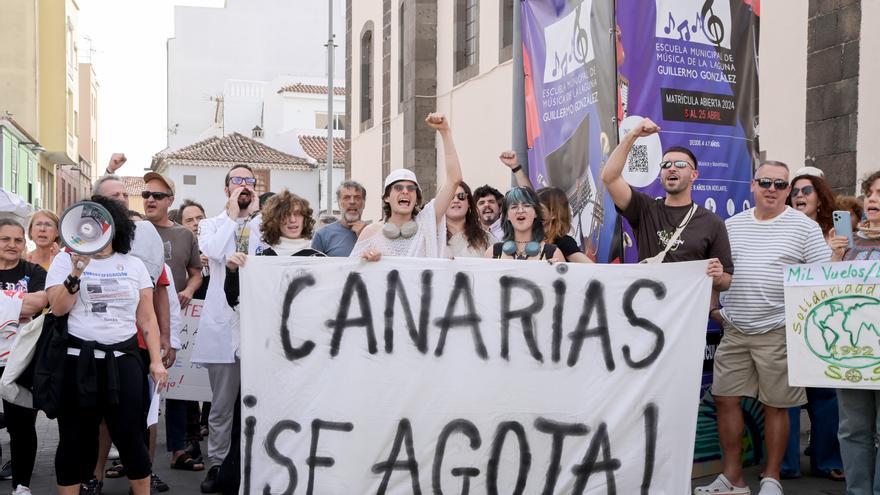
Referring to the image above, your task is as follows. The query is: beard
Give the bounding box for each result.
[237,190,253,209]
[479,209,499,224]
[343,210,362,223]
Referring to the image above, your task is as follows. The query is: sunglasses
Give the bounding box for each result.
[229,176,257,186]
[754,178,789,190]
[392,184,418,193]
[790,185,814,197]
[141,191,173,200]
[454,192,468,200]
[659,160,694,170]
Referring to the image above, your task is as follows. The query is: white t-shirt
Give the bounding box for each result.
[46,252,153,344]
[349,200,447,258]
[720,207,831,334]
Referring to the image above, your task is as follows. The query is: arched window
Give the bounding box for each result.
[360,22,375,127]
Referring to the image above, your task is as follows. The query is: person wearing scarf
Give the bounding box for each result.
[829,170,880,494]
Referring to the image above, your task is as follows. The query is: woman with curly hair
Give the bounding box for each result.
[46,195,167,495]
[253,190,320,256]
[485,187,564,262]
[779,169,844,481]
[537,187,592,263]
[785,172,837,238]
[445,181,495,258]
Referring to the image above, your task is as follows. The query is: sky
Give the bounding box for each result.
[77,0,224,176]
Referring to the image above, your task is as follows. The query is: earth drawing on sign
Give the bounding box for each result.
[804,295,880,377]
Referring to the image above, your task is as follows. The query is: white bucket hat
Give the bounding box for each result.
[383,168,420,190]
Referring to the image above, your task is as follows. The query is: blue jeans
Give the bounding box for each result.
[165,398,188,453]
[838,388,880,495]
[782,387,843,476]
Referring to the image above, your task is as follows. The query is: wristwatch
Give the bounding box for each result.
[63,274,81,294]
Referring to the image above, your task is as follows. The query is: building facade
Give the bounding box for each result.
[166,0,345,151]
[151,132,318,216]
[40,0,82,212]
[0,117,42,207]
[347,0,880,212]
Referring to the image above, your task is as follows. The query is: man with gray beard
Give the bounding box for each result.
[310,180,367,256]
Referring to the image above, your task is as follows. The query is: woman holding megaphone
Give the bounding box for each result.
[45,195,168,495]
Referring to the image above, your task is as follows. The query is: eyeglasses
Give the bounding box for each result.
[509,203,535,211]
[659,160,694,170]
[454,192,468,200]
[392,184,418,193]
[141,191,173,200]
[32,221,56,229]
[790,185,814,197]
[754,178,789,190]
[229,176,257,186]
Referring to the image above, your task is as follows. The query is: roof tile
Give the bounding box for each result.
[298,135,346,167]
[277,82,346,96]
[156,133,313,171]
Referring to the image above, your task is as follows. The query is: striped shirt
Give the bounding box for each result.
[720,207,831,334]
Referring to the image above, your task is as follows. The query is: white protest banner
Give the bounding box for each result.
[784,260,880,388]
[165,299,212,402]
[240,257,711,494]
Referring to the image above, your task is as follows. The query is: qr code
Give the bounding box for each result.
[628,144,649,173]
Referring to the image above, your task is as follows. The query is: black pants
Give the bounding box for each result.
[55,354,151,486]
[0,367,38,487]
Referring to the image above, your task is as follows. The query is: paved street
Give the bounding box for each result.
[0,411,847,494]
[0,412,207,494]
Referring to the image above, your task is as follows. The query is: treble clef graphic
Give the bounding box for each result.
[692,0,725,46]
[571,1,589,64]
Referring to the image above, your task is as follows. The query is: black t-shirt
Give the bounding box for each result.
[619,187,733,272]
[552,235,581,260]
[0,260,47,294]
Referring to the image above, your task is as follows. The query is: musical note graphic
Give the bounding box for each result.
[689,0,725,46]
[663,12,691,42]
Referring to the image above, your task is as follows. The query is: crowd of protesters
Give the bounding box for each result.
[0,113,876,495]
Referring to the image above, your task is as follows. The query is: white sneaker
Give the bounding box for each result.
[694,474,751,495]
[11,485,32,495]
[757,477,783,495]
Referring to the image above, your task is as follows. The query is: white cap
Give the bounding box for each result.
[794,166,824,178]
[383,168,420,190]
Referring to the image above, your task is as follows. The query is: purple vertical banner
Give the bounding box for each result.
[616,0,759,258]
[616,0,762,473]
[521,0,619,263]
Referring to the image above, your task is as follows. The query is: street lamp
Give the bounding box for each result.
[19,141,46,153]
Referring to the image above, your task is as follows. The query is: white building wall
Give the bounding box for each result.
[858,2,880,188]
[758,1,808,169]
[349,0,384,221]
[167,0,345,150]
[223,80,266,137]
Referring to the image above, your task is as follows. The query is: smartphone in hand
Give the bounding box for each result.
[833,210,854,248]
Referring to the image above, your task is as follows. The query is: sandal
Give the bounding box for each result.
[828,469,845,482]
[104,461,126,479]
[171,452,205,471]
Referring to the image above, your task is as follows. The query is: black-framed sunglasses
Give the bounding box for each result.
[392,183,418,192]
[454,192,468,200]
[754,178,789,190]
[790,185,814,197]
[229,176,257,186]
[659,160,694,170]
[141,191,173,200]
